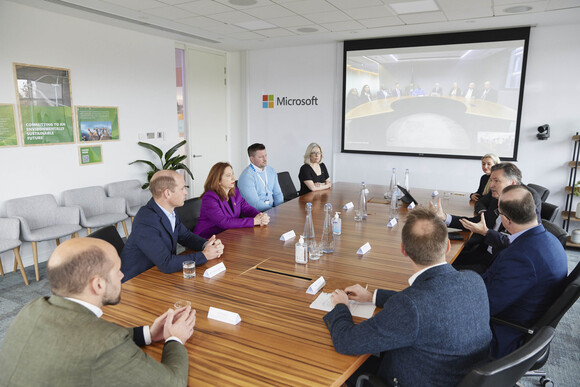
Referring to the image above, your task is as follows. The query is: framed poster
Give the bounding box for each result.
[0,104,18,147]
[13,63,75,146]
[79,145,103,165]
[76,106,119,142]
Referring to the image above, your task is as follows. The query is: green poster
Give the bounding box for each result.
[77,106,120,142]
[14,63,75,145]
[0,104,18,147]
[79,145,103,165]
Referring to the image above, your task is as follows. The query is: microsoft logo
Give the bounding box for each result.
[262,94,274,108]
[262,93,319,108]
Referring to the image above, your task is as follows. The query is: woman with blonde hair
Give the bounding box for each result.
[470,153,500,201]
[298,143,331,195]
[194,162,269,239]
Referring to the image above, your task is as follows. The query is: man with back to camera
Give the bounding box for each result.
[434,162,541,273]
[237,143,284,212]
[323,207,492,386]
[0,238,195,386]
[121,170,224,282]
[483,185,567,358]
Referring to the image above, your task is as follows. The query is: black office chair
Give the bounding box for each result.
[457,326,555,387]
[540,202,560,223]
[277,171,299,202]
[542,219,568,248]
[528,184,550,203]
[355,373,389,387]
[174,197,202,231]
[490,261,580,386]
[88,225,125,256]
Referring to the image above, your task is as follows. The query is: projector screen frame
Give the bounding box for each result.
[341,27,531,161]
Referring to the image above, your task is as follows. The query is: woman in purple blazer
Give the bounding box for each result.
[194,162,270,238]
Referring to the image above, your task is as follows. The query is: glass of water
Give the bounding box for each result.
[182,260,195,278]
[309,242,322,261]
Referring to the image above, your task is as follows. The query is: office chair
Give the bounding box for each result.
[277,171,299,202]
[528,184,550,203]
[540,202,560,223]
[88,226,125,257]
[174,197,202,231]
[457,326,555,387]
[490,260,580,386]
[542,219,567,248]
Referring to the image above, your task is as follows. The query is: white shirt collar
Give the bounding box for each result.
[408,262,448,286]
[64,297,103,318]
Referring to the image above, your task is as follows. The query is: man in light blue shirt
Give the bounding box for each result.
[237,143,284,211]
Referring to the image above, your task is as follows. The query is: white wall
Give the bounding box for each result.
[246,44,338,188]
[246,23,580,225]
[0,1,229,272]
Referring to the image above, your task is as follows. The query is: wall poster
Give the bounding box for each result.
[76,106,119,142]
[0,104,18,147]
[13,63,75,146]
[79,145,103,165]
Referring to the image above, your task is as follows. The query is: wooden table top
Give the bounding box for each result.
[102,183,473,386]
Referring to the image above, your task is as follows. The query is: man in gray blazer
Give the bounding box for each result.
[324,207,492,386]
[0,238,195,386]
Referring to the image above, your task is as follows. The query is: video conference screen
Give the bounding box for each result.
[341,28,530,160]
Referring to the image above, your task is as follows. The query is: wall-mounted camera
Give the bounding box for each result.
[537,124,550,140]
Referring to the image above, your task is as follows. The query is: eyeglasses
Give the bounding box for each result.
[494,208,509,220]
[310,152,321,155]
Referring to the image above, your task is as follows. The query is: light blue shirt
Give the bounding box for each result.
[155,201,176,231]
[237,164,284,211]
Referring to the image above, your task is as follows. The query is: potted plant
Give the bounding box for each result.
[129,140,193,189]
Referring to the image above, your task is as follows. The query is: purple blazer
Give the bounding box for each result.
[193,188,260,238]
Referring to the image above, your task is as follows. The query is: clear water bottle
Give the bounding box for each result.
[431,190,439,209]
[321,203,334,253]
[303,202,315,254]
[404,169,410,191]
[389,187,399,221]
[359,182,368,219]
[386,168,397,200]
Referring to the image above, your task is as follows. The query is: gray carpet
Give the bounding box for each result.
[1,254,579,386]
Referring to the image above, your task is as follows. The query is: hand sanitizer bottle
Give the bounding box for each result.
[295,235,307,264]
[332,212,342,235]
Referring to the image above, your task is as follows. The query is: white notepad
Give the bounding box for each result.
[309,292,376,319]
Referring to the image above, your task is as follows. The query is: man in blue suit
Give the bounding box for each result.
[323,207,491,386]
[121,170,224,282]
[483,185,567,358]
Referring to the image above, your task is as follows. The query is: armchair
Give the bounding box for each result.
[62,186,129,237]
[5,194,81,281]
[105,179,151,222]
[0,218,28,285]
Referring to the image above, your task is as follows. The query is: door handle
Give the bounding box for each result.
[192,154,203,158]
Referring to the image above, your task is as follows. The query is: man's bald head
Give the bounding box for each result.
[149,170,180,198]
[47,238,117,297]
[499,185,537,225]
[401,207,449,266]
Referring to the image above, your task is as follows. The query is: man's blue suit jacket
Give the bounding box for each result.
[323,264,492,386]
[482,224,567,358]
[121,198,208,282]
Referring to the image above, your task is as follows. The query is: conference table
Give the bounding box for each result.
[102,183,474,386]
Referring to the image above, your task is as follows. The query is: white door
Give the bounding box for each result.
[185,48,228,197]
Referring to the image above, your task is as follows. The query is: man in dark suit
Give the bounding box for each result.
[121,170,223,282]
[483,185,567,358]
[479,81,498,102]
[436,162,541,273]
[323,207,491,386]
[0,238,196,386]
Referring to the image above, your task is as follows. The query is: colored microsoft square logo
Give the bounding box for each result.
[262,94,274,108]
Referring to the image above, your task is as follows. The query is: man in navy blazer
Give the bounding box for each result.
[483,185,567,358]
[436,163,541,273]
[121,170,224,282]
[324,207,491,386]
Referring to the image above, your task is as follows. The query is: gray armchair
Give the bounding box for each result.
[0,218,28,285]
[5,194,81,281]
[105,179,151,221]
[62,186,129,237]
